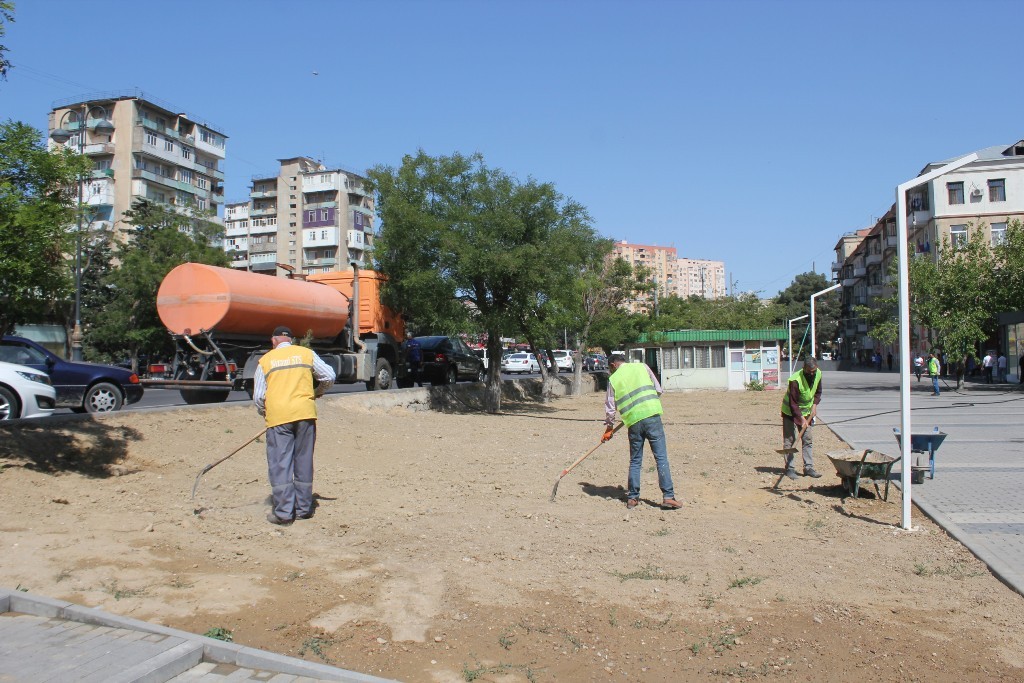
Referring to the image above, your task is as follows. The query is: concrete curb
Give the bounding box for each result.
[0,588,396,682]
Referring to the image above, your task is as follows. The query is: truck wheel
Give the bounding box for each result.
[180,389,229,405]
[0,386,19,420]
[84,382,123,413]
[366,358,392,391]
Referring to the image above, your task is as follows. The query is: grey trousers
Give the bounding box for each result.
[266,419,316,520]
[782,414,814,471]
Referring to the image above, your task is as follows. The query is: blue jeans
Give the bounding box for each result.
[931,375,940,395]
[626,415,676,500]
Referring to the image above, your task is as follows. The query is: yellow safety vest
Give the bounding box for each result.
[259,345,317,428]
[609,363,663,427]
[781,368,821,418]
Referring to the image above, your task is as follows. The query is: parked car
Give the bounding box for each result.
[0,336,144,413]
[501,352,540,374]
[551,350,575,372]
[584,354,608,371]
[0,360,57,420]
[407,336,485,386]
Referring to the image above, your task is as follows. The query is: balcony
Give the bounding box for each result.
[195,136,226,160]
[304,257,338,268]
[302,176,341,194]
[305,200,337,210]
[853,266,866,278]
[886,235,898,247]
[842,276,859,287]
[249,241,278,254]
[345,181,368,196]
[85,181,115,207]
[90,168,115,179]
[250,207,277,217]
[83,143,115,156]
[251,190,277,199]
[865,252,882,266]
[867,284,884,297]
[831,260,843,272]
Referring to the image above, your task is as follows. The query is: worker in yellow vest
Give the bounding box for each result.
[253,326,336,525]
[780,357,823,480]
[602,355,682,510]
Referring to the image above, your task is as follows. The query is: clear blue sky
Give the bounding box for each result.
[4,0,1021,297]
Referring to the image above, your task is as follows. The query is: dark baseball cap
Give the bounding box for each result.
[272,326,292,337]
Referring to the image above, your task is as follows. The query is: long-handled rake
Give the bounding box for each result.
[550,422,623,502]
[191,427,268,499]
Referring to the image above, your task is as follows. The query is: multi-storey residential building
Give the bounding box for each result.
[611,240,677,312]
[235,157,373,276]
[675,258,726,299]
[48,90,227,237]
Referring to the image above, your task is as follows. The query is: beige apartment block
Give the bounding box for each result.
[235,157,374,276]
[675,257,726,299]
[48,89,227,238]
[611,240,677,312]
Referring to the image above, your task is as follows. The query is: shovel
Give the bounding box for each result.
[550,422,623,502]
[772,420,809,489]
[191,427,267,499]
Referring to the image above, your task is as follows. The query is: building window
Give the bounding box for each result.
[180,169,192,184]
[164,138,174,152]
[307,210,316,223]
[321,230,327,240]
[989,179,1006,202]
[992,222,1007,247]
[181,146,192,160]
[197,176,207,190]
[198,198,206,210]
[145,131,157,146]
[950,224,968,249]
[947,182,964,205]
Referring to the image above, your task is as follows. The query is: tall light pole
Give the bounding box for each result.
[787,314,809,376]
[810,283,841,359]
[49,103,114,361]
[894,152,977,530]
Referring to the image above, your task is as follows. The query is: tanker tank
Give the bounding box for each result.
[157,263,350,340]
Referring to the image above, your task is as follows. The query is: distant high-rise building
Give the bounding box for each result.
[675,258,726,299]
[610,240,677,312]
[48,90,227,238]
[229,157,373,276]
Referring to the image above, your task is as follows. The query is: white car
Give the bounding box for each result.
[0,360,57,420]
[551,350,575,372]
[501,352,540,374]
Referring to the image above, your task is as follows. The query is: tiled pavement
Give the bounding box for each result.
[816,369,1024,594]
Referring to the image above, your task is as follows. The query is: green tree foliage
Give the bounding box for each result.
[369,150,602,411]
[774,272,840,358]
[0,119,91,336]
[650,293,781,334]
[0,2,13,81]
[909,223,996,386]
[86,200,228,369]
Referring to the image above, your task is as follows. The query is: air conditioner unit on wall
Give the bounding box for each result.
[970,188,983,198]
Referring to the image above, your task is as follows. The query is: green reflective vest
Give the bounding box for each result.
[780,368,821,418]
[928,357,939,377]
[609,363,663,427]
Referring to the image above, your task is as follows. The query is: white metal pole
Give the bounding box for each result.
[788,314,809,376]
[894,152,977,530]
[810,284,841,359]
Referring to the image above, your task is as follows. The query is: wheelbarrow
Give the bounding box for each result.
[893,427,947,484]
[826,449,899,501]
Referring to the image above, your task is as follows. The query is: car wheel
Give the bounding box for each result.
[366,358,393,391]
[476,367,486,383]
[446,366,457,385]
[84,382,123,413]
[0,386,19,420]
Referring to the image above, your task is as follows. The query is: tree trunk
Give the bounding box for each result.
[484,327,502,413]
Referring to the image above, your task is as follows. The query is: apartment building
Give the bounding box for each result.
[48,90,227,237]
[610,240,677,312]
[237,157,374,276]
[834,139,1024,363]
[675,258,726,299]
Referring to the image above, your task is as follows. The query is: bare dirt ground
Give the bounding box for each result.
[2,383,1023,682]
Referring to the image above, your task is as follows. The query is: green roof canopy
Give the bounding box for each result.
[636,328,787,343]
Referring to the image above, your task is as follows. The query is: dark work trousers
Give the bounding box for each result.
[782,413,814,472]
[266,419,316,520]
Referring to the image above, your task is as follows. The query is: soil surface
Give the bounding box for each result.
[2,384,1023,682]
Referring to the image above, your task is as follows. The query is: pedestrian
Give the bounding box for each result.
[887,352,893,372]
[780,356,823,480]
[602,355,681,510]
[983,352,994,383]
[913,352,924,382]
[405,331,422,387]
[253,326,336,525]
[998,353,1007,383]
[874,352,882,372]
[928,351,941,396]
[966,355,976,378]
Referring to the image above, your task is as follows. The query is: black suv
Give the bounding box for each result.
[0,336,144,413]
[404,336,485,386]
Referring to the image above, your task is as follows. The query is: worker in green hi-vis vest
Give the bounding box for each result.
[780,356,823,480]
[602,355,682,511]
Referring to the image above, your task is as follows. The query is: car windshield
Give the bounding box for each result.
[509,353,528,360]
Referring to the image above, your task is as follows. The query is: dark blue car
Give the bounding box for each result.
[0,336,144,413]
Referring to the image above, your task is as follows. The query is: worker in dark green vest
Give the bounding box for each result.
[780,357,823,480]
[602,355,682,510]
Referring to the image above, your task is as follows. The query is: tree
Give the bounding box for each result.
[649,293,781,333]
[0,119,91,336]
[774,272,840,358]
[909,223,996,388]
[86,200,228,371]
[0,2,13,81]
[369,150,601,412]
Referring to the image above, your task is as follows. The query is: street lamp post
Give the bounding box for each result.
[894,152,977,530]
[810,283,841,360]
[49,104,113,362]
[787,314,809,376]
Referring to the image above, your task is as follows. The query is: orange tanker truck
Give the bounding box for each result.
[153,263,407,403]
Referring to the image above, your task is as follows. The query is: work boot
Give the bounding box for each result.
[266,512,292,526]
[661,498,682,510]
[804,468,823,479]
[785,469,799,480]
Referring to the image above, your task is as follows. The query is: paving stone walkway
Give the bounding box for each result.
[816,369,1024,595]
